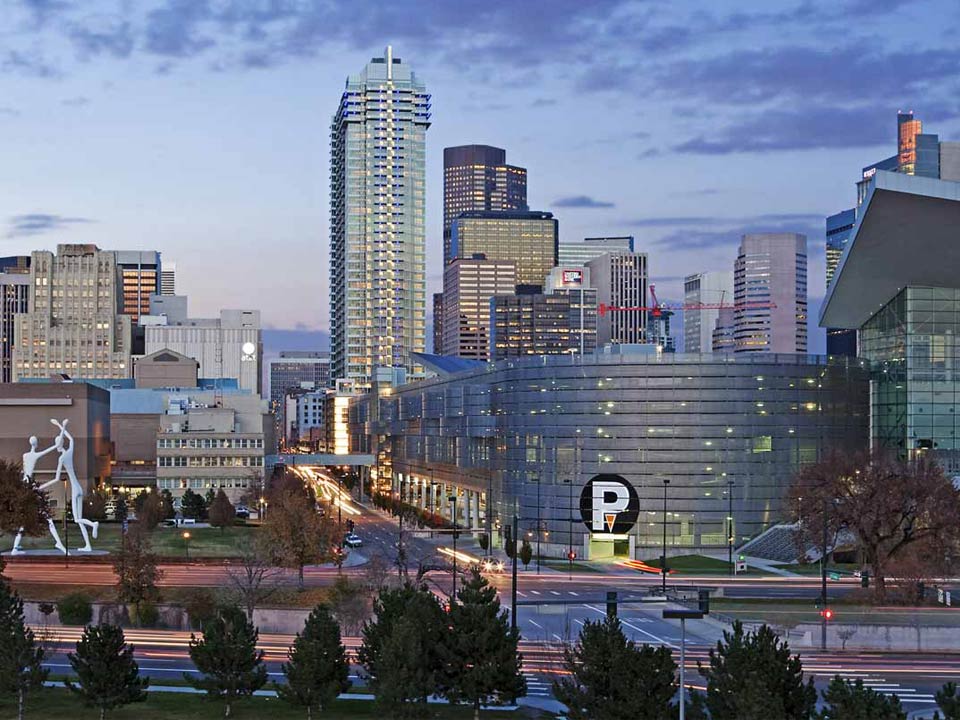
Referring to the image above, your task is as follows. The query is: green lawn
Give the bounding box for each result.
[538,561,605,574]
[711,599,960,627]
[2,689,540,719]
[10,524,259,558]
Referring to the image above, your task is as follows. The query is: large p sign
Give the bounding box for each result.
[579,474,640,535]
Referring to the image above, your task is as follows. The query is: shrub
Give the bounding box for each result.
[183,588,219,630]
[132,601,160,628]
[57,592,93,626]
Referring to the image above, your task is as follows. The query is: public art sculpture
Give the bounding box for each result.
[10,418,98,554]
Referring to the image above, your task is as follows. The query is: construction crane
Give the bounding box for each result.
[598,284,777,317]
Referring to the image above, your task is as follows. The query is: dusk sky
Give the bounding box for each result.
[3,0,959,353]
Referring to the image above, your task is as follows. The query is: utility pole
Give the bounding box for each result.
[511,513,519,635]
[661,479,670,593]
[450,494,459,600]
[821,497,828,650]
[728,480,734,576]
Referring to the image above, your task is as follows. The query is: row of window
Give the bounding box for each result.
[158,456,264,467]
[158,437,264,449]
[157,478,252,490]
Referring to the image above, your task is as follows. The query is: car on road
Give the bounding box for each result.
[480,558,505,573]
[343,533,363,548]
[235,505,250,519]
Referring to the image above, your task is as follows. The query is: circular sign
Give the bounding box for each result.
[242,341,256,356]
[579,474,640,534]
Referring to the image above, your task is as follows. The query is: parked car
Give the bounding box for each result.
[343,533,363,548]
[235,505,250,519]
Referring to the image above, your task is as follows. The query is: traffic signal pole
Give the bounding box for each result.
[511,513,519,635]
[821,497,828,650]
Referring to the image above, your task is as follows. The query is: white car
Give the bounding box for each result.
[343,533,363,548]
[480,558,505,573]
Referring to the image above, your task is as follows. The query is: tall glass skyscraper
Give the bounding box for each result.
[330,47,430,387]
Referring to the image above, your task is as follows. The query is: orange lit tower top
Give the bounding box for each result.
[898,111,922,174]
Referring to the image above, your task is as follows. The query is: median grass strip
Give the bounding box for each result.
[11,524,259,558]
[711,600,960,627]
[0,688,539,718]
[643,554,735,573]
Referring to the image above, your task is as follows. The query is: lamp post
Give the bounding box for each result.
[565,478,574,580]
[663,608,704,720]
[821,497,829,650]
[182,530,191,560]
[533,478,541,575]
[727,480,734,577]
[661,478,670,593]
[511,513,519,635]
[449,494,458,600]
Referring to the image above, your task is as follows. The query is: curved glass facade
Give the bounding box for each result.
[352,352,869,558]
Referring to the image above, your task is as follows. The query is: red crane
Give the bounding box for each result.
[598,284,777,317]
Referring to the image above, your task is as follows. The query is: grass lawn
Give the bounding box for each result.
[538,561,605,574]
[711,599,960,627]
[11,524,259,558]
[3,689,542,719]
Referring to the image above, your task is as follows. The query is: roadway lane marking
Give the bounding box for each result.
[569,591,579,596]
[530,590,541,595]
[583,604,677,649]
[528,620,543,629]
[550,591,561,596]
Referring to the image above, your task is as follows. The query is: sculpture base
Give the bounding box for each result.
[2,548,110,557]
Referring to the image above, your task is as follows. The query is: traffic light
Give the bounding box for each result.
[606,591,618,618]
[698,589,711,615]
[861,571,870,588]
[820,608,834,621]
[567,550,577,561]
[346,519,355,532]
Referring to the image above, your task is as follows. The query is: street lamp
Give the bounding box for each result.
[663,608,704,720]
[727,480,735,577]
[182,531,191,560]
[564,478,575,580]
[661,479,670,593]
[449,494,458,600]
[259,496,267,522]
[530,477,542,575]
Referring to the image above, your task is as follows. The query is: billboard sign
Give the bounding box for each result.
[562,269,584,286]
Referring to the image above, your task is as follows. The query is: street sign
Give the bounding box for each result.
[735,560,747,573]
[579,474,639,534]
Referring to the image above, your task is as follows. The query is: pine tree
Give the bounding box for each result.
[180,488,205,520]
[519,538,532,568]
[553,615,676,720]
[691,621,816,720]
[935,682,960,720]
[360,584,446,717]
[0,580,48,720]
[440,567,525,720]
[817,676,905,720]
[65,624,148,720]
[208,490,235,533]
[186,605,267,718]
[277,604,350,719]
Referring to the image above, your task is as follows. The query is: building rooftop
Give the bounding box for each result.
[820,171,960,329]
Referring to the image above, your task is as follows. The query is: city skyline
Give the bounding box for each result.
[2,1,959,354]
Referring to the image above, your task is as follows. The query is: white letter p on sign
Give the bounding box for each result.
[592,481,630,532]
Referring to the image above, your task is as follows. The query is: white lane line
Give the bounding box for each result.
[530,590,541,595]
[583,604,677,649]
[528,620,543,629]
[569,591,579,596]
[550,591,561,596]
[552,634,563,642]
[574,619,585,626]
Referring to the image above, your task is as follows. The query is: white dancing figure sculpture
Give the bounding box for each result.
[11,435,66,554]
[47,419,98,552]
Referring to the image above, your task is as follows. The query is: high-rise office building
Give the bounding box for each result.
[825,209,856,286]
[491,286,597,360]
[585,251,648,346]
[330,46,430,388]
[14,244,133,380]
[712,307,736,352]
[443,145,527,265]
[441,255,516,360]
[160,262,176,295]
[143,302,262,394]
[558,236,634,266]
[733,233,807,353]
[432,292,444,354]
[116,251,160,323]
[268,352,331,408]
[898,111,922,174]
[683,270,734,353]
[0,257,30,383]
[450,211,557,291]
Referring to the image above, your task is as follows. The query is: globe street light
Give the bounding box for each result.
[661,479,670,593]
[182,530,191,560]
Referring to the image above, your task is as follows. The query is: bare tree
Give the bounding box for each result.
[224,536,286,620]
[790,449,960,603]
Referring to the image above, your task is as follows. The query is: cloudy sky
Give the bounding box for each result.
[3,0,959,353]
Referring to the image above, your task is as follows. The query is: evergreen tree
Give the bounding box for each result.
[817,676,905,720]
[65,624,148,720]
[208,490,235,533]
[440,568,525,719]
[519,538,533,569]
[0,580,48,720]
[359,584,446,717]
[186,605,267,718]
[934,682,960,720]
[159,489,176,520]
[553,615,676,720]
[691,622,816,720]
[180,488,206,520]
[277,604,350,719]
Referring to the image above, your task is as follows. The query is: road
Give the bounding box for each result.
[34,624,960,710]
